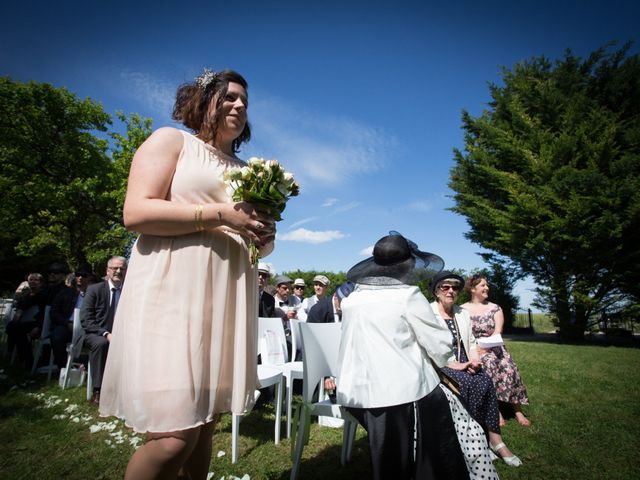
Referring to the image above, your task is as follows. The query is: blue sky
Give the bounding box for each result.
[3,0,639,310]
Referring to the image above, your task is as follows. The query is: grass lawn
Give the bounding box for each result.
[1,337,639,479]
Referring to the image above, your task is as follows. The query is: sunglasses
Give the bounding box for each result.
[294,286,304,290]
[438,285,460,292]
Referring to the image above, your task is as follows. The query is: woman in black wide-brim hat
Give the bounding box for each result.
[336,232,498,480]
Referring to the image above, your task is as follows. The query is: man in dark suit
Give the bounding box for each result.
[81,256,127,405]
[258,263,275,318]
[50,264,96,369]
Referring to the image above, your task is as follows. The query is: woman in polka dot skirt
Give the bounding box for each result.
[431,271,522,467]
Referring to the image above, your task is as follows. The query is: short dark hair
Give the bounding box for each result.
[172,69,251,153]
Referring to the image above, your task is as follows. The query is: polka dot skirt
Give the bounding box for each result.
[440,385,500,479]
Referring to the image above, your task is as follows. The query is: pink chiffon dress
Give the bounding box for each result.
[99,130,259,433]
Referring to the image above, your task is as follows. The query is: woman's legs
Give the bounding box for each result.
[180,419,218,480]
[513,404,530,426]
[125,424,205,480]
[488,431,515,457]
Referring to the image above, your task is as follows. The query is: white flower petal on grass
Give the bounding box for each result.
[52,414,67,420]
[216,450,225,457]
[64,404,79,413]
[9,385,18,392]
[71,416,80,423]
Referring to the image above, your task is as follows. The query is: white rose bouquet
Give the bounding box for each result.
[224,157,300,264]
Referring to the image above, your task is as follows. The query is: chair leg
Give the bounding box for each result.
[286,374,293,438]
[231,413,241,464]
[290,410,308,480]
[341,419,357,465]
[31,341,41,375]
[62,348,73,390]
[46,349,54,382]
[273,377,283,444]
[86,363,93,401]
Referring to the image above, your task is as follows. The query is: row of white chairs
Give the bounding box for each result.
[232,317,357,479]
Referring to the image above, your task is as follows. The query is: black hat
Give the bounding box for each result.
[430,270,465,295]
[347,231,444,286]
[48,262,69,274]
[74,263,94,277]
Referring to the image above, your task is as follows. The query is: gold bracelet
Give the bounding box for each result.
[195,204,205,231]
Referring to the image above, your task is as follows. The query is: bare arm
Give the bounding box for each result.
[123,127,274,243]
[493,305,505,334]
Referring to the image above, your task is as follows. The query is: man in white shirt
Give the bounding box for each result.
[297,274,330,321]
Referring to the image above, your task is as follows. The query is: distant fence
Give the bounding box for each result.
[511,309,533,331]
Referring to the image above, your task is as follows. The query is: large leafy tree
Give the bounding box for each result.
[449,43,640,338]
[0,78,151,290]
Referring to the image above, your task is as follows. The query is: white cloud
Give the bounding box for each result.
[249,96,397,188]
[277,228,346,244]
[119,70,175,119]
[404,200,433,213]
[333,201,361,213]
[322,198,339,208]
[288,217,319,229]
[359,245,374,256]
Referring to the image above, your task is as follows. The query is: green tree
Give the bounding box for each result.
[0,78,152,288]
[449,43,640,338]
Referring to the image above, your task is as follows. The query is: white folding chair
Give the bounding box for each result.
[61,308,87,390]
[231,364,283,463]
[258,316,304,438]
[31,306,57,381]
[290,322,358,480]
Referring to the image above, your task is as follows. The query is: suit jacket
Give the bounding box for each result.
[81,281,115,336]
[337,285,454,409]
[259,290,275,318]
[307,296,335,323]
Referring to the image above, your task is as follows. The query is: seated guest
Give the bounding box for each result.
[292,278,306,302]
[297,275,330,321]
[6,272,46,369]
[337,232,497,480]
[273,275,300,326]
[81,256,127,405]
[43,262,70,306]
[258,263,276,318]
[431,270,522,467]
[307,281,354,323]
[462,274,531,427]
[50,264,95,369]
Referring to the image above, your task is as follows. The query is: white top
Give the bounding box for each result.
[429,301,478,362]
[337,284,455,408]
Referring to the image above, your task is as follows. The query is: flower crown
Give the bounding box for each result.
[196,68,218,90]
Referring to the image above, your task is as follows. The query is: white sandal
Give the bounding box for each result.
[490,442,522,467]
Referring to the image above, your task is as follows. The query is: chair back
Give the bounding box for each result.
[70,308,85,358]
[289,318,303,361]
[258,317,288,366]
[298,322,342,402]
[40,306,52,338]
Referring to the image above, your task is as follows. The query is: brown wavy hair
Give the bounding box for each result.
[464,273,487,294]
[172,69,251,153]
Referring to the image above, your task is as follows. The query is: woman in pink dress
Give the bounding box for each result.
[461,274,530,427]
[99,69,275,480]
